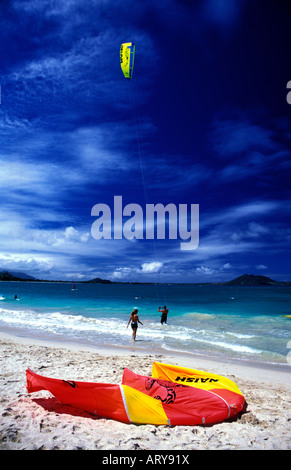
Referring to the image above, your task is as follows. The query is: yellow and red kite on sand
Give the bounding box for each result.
[26,362,246,426]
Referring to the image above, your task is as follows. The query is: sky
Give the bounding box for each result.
[0,0,290,283]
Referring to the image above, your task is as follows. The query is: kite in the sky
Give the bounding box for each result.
[120,42,135,79]
[26,362,246,426]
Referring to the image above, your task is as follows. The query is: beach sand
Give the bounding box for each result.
[0,331,290,451]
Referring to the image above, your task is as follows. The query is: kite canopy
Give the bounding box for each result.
[26,362,246,426]
[120,42,135,79]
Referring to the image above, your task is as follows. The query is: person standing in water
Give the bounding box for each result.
[159,305,168,324]
[127,308,143,341]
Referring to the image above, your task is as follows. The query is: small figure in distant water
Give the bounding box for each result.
[159,305,168,324]
[14,294,18,300]
[127,308,143,341]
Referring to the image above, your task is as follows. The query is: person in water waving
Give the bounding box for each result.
[127,308,143,341]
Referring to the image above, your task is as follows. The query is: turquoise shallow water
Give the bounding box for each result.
[0,281,291,365]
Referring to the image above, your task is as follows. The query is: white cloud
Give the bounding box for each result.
[256,264,268,270]
[194,262,235,278]
[112,261,163,279]
[141,262,163,273]
[26,226,91,251]
[0,253,54,276]
[64,226,90,243]
[195,265,214,275]
[112,267,134,279]
[223,263,231,269]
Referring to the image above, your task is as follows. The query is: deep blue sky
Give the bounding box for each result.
[0,0,290,282]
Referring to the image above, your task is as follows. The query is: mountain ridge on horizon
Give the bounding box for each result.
[0,271,290,286]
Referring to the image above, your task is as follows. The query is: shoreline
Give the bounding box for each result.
[1,331,290,450]
[1,329,290,386]
[1,283,290,370]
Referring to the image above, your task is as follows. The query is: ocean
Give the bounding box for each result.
[0,281,291,367]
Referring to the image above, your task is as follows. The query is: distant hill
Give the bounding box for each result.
[0,271,24,281]
[0,271,36,281]
[221,274,286,286]
[10,271,36,280]
[83,277,112,284]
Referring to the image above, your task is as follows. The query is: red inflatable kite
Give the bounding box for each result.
[26,362,246,426]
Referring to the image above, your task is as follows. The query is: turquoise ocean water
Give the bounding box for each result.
[0,281,291,366]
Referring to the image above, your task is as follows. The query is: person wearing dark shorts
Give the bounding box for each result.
[158,306,168,324]
[127,308,143,341]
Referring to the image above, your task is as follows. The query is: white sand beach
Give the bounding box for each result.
[0,331,290,451]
